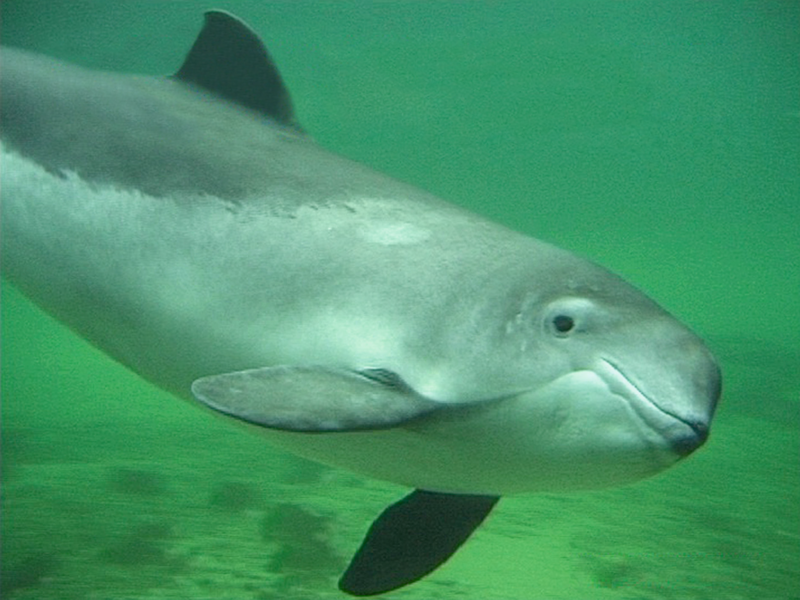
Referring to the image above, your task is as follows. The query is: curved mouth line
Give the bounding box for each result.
[597,358,692,429]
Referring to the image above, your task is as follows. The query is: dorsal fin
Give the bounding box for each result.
[174,10,298,129]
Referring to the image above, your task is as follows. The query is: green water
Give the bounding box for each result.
[2,1,798,598]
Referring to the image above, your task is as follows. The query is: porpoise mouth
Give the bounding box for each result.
[595,359,709,457]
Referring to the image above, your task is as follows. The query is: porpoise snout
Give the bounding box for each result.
[673,355,721,457]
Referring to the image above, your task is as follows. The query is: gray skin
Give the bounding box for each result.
[0,13,719,498]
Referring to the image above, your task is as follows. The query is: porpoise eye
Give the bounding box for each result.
[552,314,575,334]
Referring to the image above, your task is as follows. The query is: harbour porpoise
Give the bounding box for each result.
[0,11,721,595]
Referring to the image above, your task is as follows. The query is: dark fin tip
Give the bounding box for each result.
[339,490,499,596]
[174,10,299,129]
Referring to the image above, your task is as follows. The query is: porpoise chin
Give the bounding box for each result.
[0,10,721,596]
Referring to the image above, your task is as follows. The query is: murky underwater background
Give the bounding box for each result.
[1,1,798,598]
